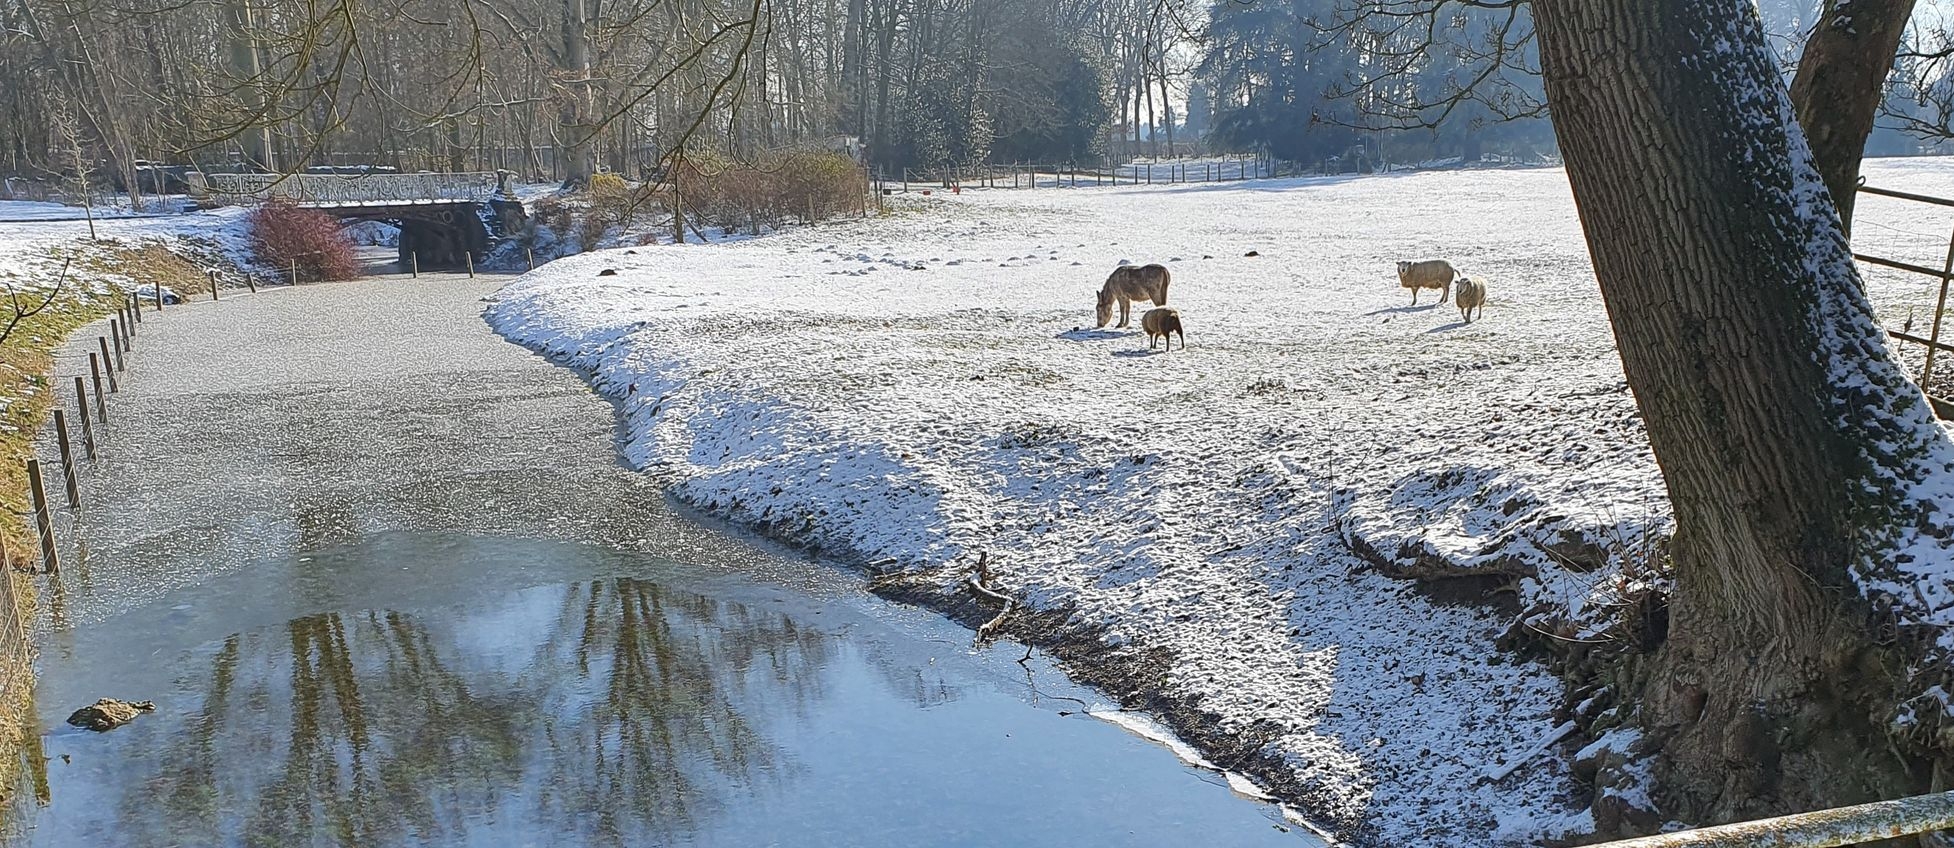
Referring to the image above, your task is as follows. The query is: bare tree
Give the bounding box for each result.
[0,258,69,345]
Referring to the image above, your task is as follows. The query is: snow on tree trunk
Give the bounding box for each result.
[1532,0,1954,831]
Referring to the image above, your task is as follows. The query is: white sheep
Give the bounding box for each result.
[1455,277,1486,323]
[1397,259,1457,305]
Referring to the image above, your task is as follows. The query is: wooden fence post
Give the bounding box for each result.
[411,252,419,278]
[88,355,107,420]
[71,378,95,460]
[245,274,258,294]
[526,247,535,271]
[154,282,163,311]
[209,269,220,300]
[96,339,119,389]
[289,258,298,286]
[27,460,57,574]
[52,410,77,509]
[128,294,141,324]
[466,252,475,278]
[110,318,127,358]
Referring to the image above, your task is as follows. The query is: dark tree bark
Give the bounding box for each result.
[1532,0,1954,833]
[1789,0,1916,235]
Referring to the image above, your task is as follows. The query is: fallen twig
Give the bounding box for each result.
[1484,720,1577,782]
[967,551,1017,641]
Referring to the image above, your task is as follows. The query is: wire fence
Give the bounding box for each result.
[881,154,1560,194]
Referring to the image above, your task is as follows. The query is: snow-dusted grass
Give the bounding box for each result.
[484,157,1954,846]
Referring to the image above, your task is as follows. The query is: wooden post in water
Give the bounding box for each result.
[27,460,57,573]
[88,354,108,420]
[209,269,220,301]
[52,410,77,509]
[72,378,95,459]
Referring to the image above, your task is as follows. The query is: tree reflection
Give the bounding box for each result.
[85,577,842,847]
[528,578,834,846]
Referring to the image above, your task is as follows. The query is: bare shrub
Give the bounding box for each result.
[248,202,359,281]
[777,153,863,222]
[587,172,633,225]
[680,153,863,234]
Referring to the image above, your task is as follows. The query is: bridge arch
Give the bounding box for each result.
[331,204,491,269]
[192,172,528,270]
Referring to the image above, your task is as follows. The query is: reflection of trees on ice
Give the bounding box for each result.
[105,578,861,848]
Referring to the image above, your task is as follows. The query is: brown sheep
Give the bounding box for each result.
[1142,307,1184,351]
[1397,259,1457,305]
[1455,277,1486,323]
[1096,263,1171,328]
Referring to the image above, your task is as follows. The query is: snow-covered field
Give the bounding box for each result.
[483,158,1954,845]
[0,205,255,285]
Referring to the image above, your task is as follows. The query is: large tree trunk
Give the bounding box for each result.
[558,0,596,186]
[225,0,273,171]
[1789,0,1915,236]
[1532,0,1954,834]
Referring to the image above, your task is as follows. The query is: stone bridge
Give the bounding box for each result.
[191,171,528,270]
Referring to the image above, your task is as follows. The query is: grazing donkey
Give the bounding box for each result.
[1096,263,1171,329]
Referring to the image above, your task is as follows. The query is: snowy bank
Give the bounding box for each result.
[483,158,1954,846]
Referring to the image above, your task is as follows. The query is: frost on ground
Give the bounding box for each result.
[0,204,257,431]
[483,158,1954,846]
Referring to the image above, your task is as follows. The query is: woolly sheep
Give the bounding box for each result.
[1455,277,1486,323]
[1397,259,1457,305]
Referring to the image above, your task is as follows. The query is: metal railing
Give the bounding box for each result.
[1859,182,1954,396]
[194,171,504,206]
[1588,788,1954,847]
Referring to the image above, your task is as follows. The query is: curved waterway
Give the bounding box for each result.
[11,271,1320,846]
[25,534,1314,846]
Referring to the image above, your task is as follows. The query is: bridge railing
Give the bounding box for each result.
[192,172,504,206]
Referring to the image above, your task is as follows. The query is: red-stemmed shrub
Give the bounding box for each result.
[248,201,360,281]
